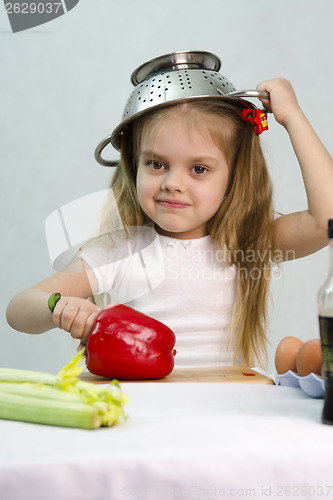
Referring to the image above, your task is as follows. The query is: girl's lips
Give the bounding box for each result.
[157,200,189,209]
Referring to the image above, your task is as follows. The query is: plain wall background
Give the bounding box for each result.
[1,0,332,374]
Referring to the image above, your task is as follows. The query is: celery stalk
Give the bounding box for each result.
[0,349,128,429]
[0,382,83,402]
[0,391,102,429]
[0,368,57,385]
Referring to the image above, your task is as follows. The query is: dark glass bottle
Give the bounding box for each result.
[318,219,333,424]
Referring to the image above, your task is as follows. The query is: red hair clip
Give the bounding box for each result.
[242,108,268,135]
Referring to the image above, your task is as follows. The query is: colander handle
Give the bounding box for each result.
[95,135,119,167]
[225,89,270,100]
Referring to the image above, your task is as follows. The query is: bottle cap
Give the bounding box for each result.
[329,219,333,239]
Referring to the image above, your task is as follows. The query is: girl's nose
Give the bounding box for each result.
[161,170,185,192]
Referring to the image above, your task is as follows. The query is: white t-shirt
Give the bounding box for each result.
[79,227,239,368]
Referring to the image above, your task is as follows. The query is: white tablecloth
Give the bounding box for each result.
[0,383,332,500]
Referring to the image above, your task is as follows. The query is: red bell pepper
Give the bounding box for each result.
[85,304,176,380]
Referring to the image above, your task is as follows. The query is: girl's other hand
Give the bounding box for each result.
[256,78,303,129]
[52,297,100,347]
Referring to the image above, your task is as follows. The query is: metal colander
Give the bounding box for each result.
[95,51,269,166]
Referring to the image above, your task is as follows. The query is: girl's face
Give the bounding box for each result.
[136,112,230,239]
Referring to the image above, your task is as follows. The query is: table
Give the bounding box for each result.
[0,378,332,500]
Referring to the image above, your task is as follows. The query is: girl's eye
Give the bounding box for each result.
[192,165,207,175]
[147,160,165,170]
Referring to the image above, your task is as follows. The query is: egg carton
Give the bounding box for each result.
[275,370,325,398]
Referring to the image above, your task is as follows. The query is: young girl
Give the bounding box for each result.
[6,53,333,369]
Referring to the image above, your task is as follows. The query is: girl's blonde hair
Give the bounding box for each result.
[99,99,276,368]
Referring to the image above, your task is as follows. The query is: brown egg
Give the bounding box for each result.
[275,336,304,374]
[296,339,322,377]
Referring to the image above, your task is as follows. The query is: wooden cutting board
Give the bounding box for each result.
[80,366,274,385]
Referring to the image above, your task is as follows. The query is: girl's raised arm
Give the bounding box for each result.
[6,258,100,346]
[257,78,333,259]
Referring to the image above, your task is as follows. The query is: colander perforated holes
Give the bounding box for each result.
[121,63,243,126]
